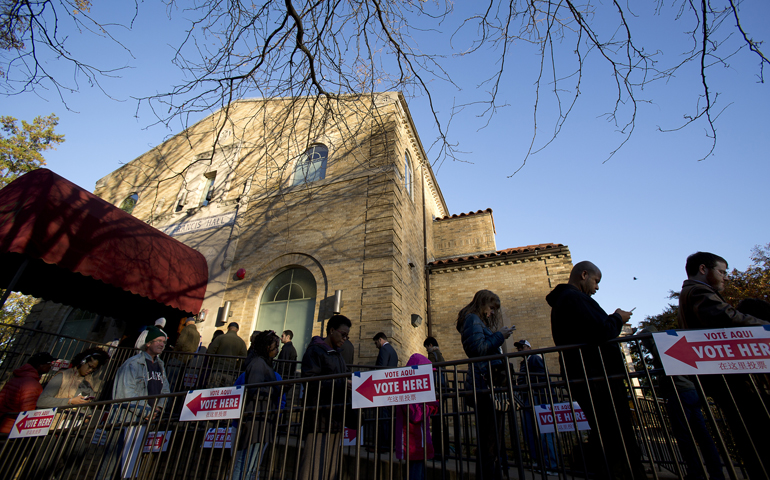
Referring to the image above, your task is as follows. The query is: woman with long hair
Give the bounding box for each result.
[37,347,110,408]
[233,330,282,480]
[456,290,514,480]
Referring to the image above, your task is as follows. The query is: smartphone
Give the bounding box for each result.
[84,396,95,400]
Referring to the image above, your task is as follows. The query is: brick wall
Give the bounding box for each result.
[432,211,496,260]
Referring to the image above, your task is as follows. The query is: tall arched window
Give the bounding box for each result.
[255,268,317,357]
[292,144,328,186]
[404,152,413,199]
[119,193,138,214]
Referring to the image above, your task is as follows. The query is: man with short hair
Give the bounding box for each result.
[547,261,645,479]
[276,329,298,379]
[373,332,398,367]
[678,251,769,479]
[207,321,248,387]
[299,314,352,480]
[0,352,54,434]
[423,336,445,364]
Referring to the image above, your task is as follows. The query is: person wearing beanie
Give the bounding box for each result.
[134,318,167,349]
[114,326,170,420]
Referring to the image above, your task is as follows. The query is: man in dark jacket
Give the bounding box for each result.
[547,261,644,479]
[207,322,248,387]
[0,352,54,434]
[373,332,398,367]
[276,330,298,379]
[678,251,770,479]
[299,315,351,480]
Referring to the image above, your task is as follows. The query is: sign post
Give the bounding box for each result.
[180,386,244,422]
[351,364,435,409]
[652,327,770,375]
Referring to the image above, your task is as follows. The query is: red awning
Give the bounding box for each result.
[0,169,208,320]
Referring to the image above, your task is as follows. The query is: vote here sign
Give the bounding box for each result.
[653,327,770,376]
[9,408,56,439]
[352,364,435,409]
[180,386,244,422]
[535,402,591,434]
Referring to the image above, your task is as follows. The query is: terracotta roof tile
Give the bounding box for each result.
[434,208,493,221]
[429,243,565,266]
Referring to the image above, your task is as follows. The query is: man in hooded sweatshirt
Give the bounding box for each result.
[298,314,351,480]
[0,352,54,433]
[546,261,645,480]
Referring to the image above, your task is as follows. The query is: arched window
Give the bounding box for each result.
[404,152,413,199]
[119,193,139,214]
[292,144,328,186]
[255,268,317,357]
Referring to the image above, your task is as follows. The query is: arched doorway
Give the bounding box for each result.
[255,267,317,357]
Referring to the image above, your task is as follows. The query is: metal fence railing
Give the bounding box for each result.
[0,323,768,480]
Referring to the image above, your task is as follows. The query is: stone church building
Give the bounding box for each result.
[29,93,572,364]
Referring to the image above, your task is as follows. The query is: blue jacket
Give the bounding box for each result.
[458,313,505,388]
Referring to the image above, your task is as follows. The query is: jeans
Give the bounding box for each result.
[232,443,265,480]
[665,388,724,480]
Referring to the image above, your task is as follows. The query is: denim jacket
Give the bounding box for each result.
[112,351,170,420]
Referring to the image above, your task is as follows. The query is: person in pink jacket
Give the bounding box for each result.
[0,352,54,433]
[394,353,438,480]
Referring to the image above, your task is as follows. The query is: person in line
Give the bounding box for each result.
[456,289,515,480]
[547,261,646,479]
[423,337,445,364]
[276,329,298,380]
[340,339,354,371]
[134,317,166,349]
[233,330,283,480]
[97,327,171,480]
[640,326,724,480]
[395,353,439,480]
[373,332,398,367]
[514,339,558,474]
[678,252,769,479]
[175,317,201,354]
[37,348,110,408]
[208,321,248,388]
[299,314,351,480]
[0,352,54,434]
[113,326,171,420]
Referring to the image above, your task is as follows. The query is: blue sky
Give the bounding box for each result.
[4,1,768,326]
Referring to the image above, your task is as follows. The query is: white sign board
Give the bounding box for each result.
[180,386,244,422]
[652,327,770,376]
[51,359,70,371]
[202,427,234,448]
[343,427,360,446]
[352,364,435,409]
[9,408,56,438]
[535,402,591,434]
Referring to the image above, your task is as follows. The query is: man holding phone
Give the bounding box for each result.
[547,261,645,479]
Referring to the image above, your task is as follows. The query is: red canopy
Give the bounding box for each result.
[0,169,208,320]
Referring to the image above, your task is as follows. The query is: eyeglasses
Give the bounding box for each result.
[711,268,728,277]
[151,339,167,345]
[333,329,349,340]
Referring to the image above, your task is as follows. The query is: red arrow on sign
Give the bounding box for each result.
[184,393,241,416]
[664,336,770,368]
[15,414,54,432]
[355,374,431,402]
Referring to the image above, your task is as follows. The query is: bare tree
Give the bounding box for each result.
[2,0,768,171]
